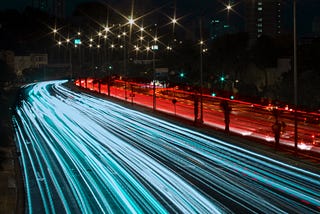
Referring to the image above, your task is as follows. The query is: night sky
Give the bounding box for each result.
[0,0,216,13]
[0,0,94,14]
[1,0,320,36]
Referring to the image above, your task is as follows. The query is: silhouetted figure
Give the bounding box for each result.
[272,120,282,148]
[272,108,280,122]
[194,95,199,124]
[220,100,232,133]
[281,121,286,132]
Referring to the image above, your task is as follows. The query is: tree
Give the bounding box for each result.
[208,32,249,93]
[250,35,278,89]
[220,100,232,133]
[0,59,16,83]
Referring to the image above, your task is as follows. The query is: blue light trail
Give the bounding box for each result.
[13,80,320,213]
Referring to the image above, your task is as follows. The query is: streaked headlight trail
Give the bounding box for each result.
[13,80,320,213]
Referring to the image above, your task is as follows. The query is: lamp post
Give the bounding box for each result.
[123,28,127,100]
[293,0,298,151]
[76,31,82,76]
[152,49,156,110]
[123,17,135,101]
[66,38,73,79]
[57,40,62,65]
[105,26,110,65]
[151,36,158,111]
[199,18,204,124]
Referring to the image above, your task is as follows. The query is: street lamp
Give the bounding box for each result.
[154,37,158,42]
[128,18,134,25]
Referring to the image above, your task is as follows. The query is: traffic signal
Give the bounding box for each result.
[220,76,225,81]
[180,72,184,78]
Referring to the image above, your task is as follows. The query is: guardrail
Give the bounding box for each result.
[75,77,320,154]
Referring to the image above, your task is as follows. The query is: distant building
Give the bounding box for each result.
[244,0,282,43]
[241,57,290,94]
[52,0,65,19]
[209,19,236,40]
[312,16,320,37]
[32,0,65,18]
[0,50,15,70]
[14,53,48,76]
[32,0,49,11]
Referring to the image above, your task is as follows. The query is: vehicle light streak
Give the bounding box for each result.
[13,80,320,213]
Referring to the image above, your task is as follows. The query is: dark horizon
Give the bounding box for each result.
[1,0,320,37]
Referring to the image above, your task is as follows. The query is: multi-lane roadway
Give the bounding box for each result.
[13,80,320,213]
[81,79,320,152]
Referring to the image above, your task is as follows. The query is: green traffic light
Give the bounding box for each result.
[220,76,225,81]
[180,73,184,77]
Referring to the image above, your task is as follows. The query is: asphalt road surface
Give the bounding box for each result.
[13,80,320,213]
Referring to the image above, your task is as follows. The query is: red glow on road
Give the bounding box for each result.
[75,77,320,154]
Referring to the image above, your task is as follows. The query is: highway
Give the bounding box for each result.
[83,79,320,152]
[13,80,320,213]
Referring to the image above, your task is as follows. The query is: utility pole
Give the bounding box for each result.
[293,0,298,152]
[123,26,127,101]
[153,50,156,111]
[199,17,204,123]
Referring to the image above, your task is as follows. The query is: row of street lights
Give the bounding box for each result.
[50,1,233,115]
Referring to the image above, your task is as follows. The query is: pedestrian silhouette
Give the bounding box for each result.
[272,120,282,148]
[220,100,232,133]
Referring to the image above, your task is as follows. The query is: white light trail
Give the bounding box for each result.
[13,80,320,213]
